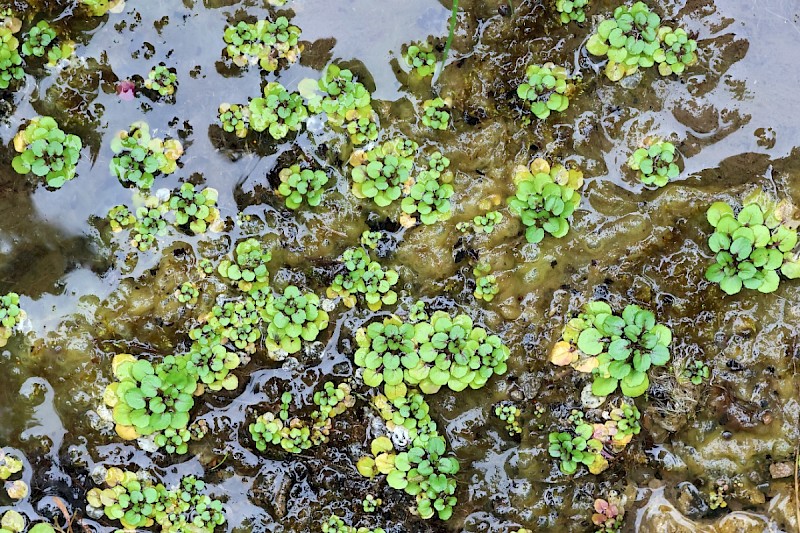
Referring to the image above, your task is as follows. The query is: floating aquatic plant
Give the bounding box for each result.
[353,311,509,399]
[176,281,199,305]
[704,195,800,295]
[550,301,672,397]
[0,9,21,33]
[217,238,271,291]
[345,110,380,145]
[354,316,418,399]
[327,247,399,311]
[249,81,309,140]
[412,310,509,394]
[548,424,603,474]
[681,360,709,385]
[457,211,504,234]
[223,17,302,72]
[186,326,241,391]
[0,463,22,492]
[86,468,226,531]
[0,511,55,533]
[218,103,250,138]
[507,158,583,244]
[301,64,379,144]
[400,151,454,226]
[260,285,329,356]
[585,2,661,81]
[322,514,386,533]
[407,300,428,323]
[362,494,382,513]
[0,451,24,499]
[350,138,416,208]
[517,63,573,120]
[103,353,199,451]
[473,262,499,302]
[360,230,382,250]
[316,65,372,125]
[166,183,220,234]
[12,116,82,189]
[21,21,73,65]
[627,139,679,187]
[556,0,590,24]
[144,64,178,98]
[359,393,460,520]
[421,97,451,130]
[0,293,24,347]
[107,205,135,232]
[0,510,24,532]
[206,299,262,354]
[609,402,641,443]
[20,21,52,58]
[403,41,437,77]
[110,122,183,189]
[592,494,625,533]
[277,165,329,209]
[654,26,698,76]
[108,192,220,252]
[474,211,503,233]
[130,196,169,251]
[250,383,354,453]
[494,401,522,435]
[0,24,23,90]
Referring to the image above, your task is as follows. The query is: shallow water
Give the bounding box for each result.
[1,0,800,531]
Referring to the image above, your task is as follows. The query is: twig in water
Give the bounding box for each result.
[795,444,799,532]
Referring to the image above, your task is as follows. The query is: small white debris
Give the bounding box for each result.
[321,298,337,312]
[580,383,607,409]
[137,435,158,453]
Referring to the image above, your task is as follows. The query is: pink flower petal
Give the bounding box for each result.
[116,80,136,101]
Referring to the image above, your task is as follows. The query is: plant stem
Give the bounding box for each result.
[439,0,459,77]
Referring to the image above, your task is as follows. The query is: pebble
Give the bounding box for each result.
[580,383,606,409]
[769,462,793,479]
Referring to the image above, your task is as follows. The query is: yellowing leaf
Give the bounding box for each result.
[111,353,136,376]
[115,424,139,441]
[573,356,599,374]
[588,455,609,475]
[370,436,393,455]
[549,341,578,366]
[13,132,27,153]
[356,456,376,478]
[529,158,550,175]
[375,452,396,474]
